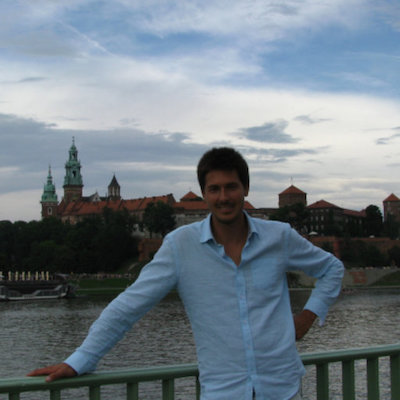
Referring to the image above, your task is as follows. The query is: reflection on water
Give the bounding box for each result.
[1,289,399,399]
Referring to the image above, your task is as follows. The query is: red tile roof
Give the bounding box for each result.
[174,199,255,211]
[279,185,306,195]
[59,195,175,216]
[343,209,366,217]
[243,201,255,210]
[383,193,400,202]
[307,199,341,209]
[180,191,203,201]
[307,199,365,217]
[174,201,209,211]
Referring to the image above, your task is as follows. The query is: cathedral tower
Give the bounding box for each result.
[41,166,58,218]
[63,137,83,203]
[108,174,121,201]
[278,185,307,208]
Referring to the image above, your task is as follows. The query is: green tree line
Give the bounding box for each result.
[0,208,139,274]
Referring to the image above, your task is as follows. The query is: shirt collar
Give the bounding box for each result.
[200,210,259,244]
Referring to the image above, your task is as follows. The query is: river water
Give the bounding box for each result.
[1,288,399,399]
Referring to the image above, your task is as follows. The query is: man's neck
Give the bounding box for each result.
[211,212,248,246]
[211,213,248,266]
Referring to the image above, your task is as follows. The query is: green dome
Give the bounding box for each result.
[63,137,83,186]
[41,166,58,203]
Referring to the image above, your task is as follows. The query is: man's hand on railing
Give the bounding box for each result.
[27,363,77,382]
[293,309,317,341]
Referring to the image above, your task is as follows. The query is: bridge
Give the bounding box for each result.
[1,343,399,399]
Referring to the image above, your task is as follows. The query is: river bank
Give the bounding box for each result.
[292,266,400,288]
[71,267,400,296]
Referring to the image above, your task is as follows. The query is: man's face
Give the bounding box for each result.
[202,169,249,225]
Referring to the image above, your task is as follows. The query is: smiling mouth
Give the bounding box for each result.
[216,203,235,211]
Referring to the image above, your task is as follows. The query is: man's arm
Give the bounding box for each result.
[286,226,344,325]
[27,363,77,382]
[27,237,179,381]
[293,309,317,340]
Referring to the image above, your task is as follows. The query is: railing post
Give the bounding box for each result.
[89,385,101,400]
[50,389,61,400]
[162,378,174,400]
[391,353,400,400]
[316,363,329,400]
[127,382,139,400]
[367,357,379,400]
[196,376,201,400]
[342,360,355,400]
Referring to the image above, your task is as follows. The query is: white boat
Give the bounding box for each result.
[0,274,75,301]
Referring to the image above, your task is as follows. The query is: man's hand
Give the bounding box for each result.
[293,309,317,340]
[27,363,77,382]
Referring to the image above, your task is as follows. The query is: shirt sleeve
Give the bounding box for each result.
[64,237,179,375]
[284,226,344,325]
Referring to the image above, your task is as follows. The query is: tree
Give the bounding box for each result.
[270,203,309,233]
[0,220,14,268]
[365,205,383,237]
[341,239,387,267]
[323,210,343,237]
[143,201,176,237]
[92,208,138,272]
[384,214,400,239]
[0,209,139,274]
[388,246,400,267]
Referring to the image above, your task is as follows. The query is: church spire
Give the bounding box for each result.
[41,165,58,218]
[63,137,83,203]
[108,174,121,200]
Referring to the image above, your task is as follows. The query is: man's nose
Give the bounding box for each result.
[219,188,228,201]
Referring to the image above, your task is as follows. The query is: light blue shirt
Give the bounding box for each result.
[65,213,344,400]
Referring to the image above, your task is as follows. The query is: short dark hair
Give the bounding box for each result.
[197,147,249,193]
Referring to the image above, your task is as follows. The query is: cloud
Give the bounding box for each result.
[247,146,320,164]
[376,127,400,145]
[1,0,400,222]
[0,113,210,198]
[18,77,47,83]
[0,113,206,168]
[375,1,400,31]
[115,0,366,43]
[0,190,42,222]
[235,120,298,143]
[293,115,330,125]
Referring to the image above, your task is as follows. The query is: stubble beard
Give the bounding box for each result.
[212,201,245,226]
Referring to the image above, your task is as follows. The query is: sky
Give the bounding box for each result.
[1,0,400,222]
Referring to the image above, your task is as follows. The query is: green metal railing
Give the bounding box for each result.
[0,343,399,400]
[301,343,400,400]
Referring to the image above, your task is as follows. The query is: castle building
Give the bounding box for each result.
[42,140,395,237]
[41,139,256,227]
[278,185,307,208]
[383,194,400,222]
[307,199,366,235]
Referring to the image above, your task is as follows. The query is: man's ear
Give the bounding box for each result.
[244,186,249,197]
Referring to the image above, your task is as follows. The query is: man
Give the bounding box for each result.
[29,147,344,400]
